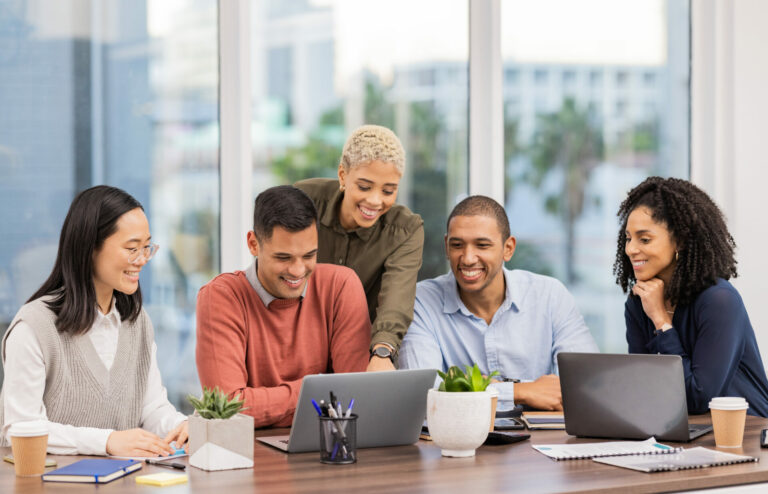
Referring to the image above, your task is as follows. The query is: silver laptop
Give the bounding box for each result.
[258,368,437,453]
[558,353,712,442]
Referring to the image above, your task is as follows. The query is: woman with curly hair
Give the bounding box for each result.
[295,125,424,372]
[614,176,768,416]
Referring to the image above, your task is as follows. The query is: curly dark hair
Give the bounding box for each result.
[613,177,737,307]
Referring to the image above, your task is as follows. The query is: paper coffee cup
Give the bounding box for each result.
[709,397,749,448]
[488,387,500,431]
[9,421,49,476]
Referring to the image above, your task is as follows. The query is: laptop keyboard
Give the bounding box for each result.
[688,423,713,440]
[279,439,289,444]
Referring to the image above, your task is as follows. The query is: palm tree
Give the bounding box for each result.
[527,98,603,283]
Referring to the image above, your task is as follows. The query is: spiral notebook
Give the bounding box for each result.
[533,437,682,460]
[594,447,757,472]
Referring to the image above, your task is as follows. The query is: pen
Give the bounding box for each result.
[311,399,324,417]
[330,391,338,410]
[146,459,186,470]
[345,398,355,418]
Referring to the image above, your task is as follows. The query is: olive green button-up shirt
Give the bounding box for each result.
[295,178,424,352]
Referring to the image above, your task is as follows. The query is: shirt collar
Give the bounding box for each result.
[245,259,307,307]
[320,182,377,242]
[95,297,121,326]
[441,267,521,316]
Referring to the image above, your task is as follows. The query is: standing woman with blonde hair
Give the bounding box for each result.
[296,125,424,371]
[615,177,768,416]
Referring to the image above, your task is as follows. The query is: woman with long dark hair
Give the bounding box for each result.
[615,177,768,416]
[0,185,188,456]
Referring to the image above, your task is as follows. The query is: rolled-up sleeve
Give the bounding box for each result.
[371,224,424,352]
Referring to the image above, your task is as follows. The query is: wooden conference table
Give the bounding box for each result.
[4,415,768,494]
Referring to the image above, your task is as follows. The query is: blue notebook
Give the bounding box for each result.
[42,459,142,483]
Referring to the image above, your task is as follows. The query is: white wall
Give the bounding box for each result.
[692,0,768,364]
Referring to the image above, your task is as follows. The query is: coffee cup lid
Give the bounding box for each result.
[709,397,749,410]
[8,420,48,437]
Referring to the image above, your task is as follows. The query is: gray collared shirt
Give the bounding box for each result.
[245,259,306,307]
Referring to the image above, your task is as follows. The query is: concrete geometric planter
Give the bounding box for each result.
[426,388,492,457]
[188,412,254,471]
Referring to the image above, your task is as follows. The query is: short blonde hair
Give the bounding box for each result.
[340,125,405,174]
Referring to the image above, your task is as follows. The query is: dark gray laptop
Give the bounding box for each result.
[258,369,437,453]
[558,353,712,442]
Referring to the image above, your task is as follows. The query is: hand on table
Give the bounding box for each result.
[163,420,189,453]
[514,374,562,411]
[106,428,174,457]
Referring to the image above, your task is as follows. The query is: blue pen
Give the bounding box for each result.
[311,399,324,417]
[331,441,339,460]
[344,398,355,418]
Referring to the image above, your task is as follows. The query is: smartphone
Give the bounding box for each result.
[494,417,525,430]
[484,431,531,445]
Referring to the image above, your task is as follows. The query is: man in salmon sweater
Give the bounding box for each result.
[196,186,370,428]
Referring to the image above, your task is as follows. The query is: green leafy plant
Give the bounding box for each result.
[187,386,246,419]
[437,364,499,392]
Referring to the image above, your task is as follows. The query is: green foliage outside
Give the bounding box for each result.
[527,97,604,283]
[272,135,341,183]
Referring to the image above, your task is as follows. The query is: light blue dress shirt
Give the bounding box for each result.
[398,267,598,407]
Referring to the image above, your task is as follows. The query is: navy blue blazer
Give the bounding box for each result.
[626,278,768,417]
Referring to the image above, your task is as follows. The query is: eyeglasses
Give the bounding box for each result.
[127,244,160,264]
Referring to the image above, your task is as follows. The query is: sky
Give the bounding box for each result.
[146,0,671,87]
[324,0,668,83]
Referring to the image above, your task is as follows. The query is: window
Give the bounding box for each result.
[250,0,469,280]
[0,0,693,403]
[0,0,219,409]
[590,70,603,88]
[616,70,629,87]
[502,0,690,352]
[505,68,520,85]
[643,71,656,87]
[562,70,576,86]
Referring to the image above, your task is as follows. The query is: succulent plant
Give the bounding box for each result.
[437,364,499,392]
[187,386,246,419]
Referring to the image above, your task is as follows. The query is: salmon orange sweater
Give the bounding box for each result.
[195,264,370,428]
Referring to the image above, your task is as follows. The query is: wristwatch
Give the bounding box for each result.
[370,346,394,363]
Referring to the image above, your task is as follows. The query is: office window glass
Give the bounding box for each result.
[0,0,219,410]
[251,0,469,279]
[501,0,690,352]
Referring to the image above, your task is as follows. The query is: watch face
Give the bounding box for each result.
[373,347,392,358]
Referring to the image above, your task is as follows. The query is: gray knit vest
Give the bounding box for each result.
[0,297,152,444]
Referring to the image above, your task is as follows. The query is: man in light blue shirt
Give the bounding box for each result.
[399,196,598,410]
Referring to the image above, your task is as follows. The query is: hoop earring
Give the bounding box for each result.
[675,250,679,262]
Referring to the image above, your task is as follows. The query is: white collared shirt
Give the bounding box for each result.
[2,299,186,455]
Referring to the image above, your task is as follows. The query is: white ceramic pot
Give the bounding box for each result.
[426,388,492,457]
